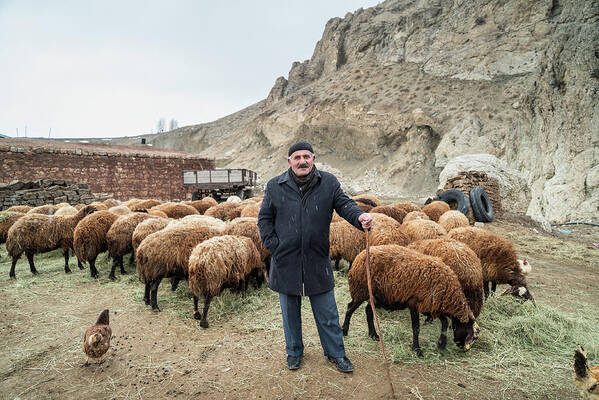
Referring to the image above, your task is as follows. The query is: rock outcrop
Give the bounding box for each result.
[110,0,598,223]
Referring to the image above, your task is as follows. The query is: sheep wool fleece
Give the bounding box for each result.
[258,168,364,296]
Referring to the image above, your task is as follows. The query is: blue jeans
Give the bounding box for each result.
[279,289,345,358]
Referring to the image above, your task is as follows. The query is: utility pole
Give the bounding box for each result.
[16,128,19,137]
[24,126,27,137]
[48,128,52,138]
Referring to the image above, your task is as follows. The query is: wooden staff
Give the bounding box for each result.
[365,228,395,399]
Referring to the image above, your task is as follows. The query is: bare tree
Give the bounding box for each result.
[169,118,178,131]
[156,118,166,133]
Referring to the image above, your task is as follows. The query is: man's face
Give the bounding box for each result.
[288,150,315,177]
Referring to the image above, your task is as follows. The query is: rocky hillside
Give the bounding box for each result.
[113,0,598,223]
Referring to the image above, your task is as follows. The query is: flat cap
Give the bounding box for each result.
[288,141,314,157]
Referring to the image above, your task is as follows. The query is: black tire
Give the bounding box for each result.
[469,187,494,222]
[437,189,470,215]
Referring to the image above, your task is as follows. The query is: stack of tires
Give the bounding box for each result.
[434,187,494,223]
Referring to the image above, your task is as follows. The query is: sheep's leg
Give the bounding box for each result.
[109,257,119,280]
[342,300,363,336]
[77,257,85,270]
[89,257,99,278]
[241,279,247,299]
[409,307,424,357]
[365,303,379,341]
[423,314,433,324]
[199,295,212,328]
[491,281,497,293]
[128,252,134,266]
[170,276,180,292]
[483,280,490,298]
[143,282,151,305]
[193,295,201,320]
[151,277,163,312]
[119,256,126,275]
[347,261,353,272]
[62,249,72,274]
[437,315,448,351]
[334,258,340,271]
[26,252,38,275]
[9,254,20,279]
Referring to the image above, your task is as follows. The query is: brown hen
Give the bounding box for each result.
[575,345,599,399]
[83,309,111,365]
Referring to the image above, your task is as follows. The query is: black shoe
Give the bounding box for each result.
[327,355,354,373]
[286,355,302,370]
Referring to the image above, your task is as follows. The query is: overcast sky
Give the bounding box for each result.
[0,0,380,139]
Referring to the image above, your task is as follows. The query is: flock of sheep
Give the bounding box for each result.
[0,194,533,354]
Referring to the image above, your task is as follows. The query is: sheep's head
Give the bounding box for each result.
[517,259,532,275]
[82,205,98,216]
[451,316,478,352]
[502,284,536,306]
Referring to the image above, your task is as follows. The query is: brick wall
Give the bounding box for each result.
[0,140,215,202]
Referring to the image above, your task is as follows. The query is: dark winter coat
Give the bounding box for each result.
[258,168,364,296]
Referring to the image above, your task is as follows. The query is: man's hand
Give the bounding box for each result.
[358,213,372,230]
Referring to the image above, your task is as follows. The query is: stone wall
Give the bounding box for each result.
[0,180,109,210]
[0,140,215,202]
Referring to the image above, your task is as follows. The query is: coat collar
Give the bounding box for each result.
[277,168,321,184]
[277,168,321,195]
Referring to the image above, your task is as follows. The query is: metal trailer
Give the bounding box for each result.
[183,168,257,201]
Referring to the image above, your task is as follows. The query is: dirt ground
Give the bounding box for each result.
[1,219,598,400]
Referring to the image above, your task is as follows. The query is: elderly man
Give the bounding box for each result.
[258,141,372,372]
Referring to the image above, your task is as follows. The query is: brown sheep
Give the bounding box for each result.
[331,211,343,223]
[136,223,222,311]
[408,238,484,317]
[205,202,243,221]
[329,213,408,271]
[448,227,535,303]
[108,205,132,216]
[369,213,409,247]
[188,235,262,328]
[1,212,25,254]
[329,220,364,271]
[7,205,97,278]
[27,204,58,215]
[145,209,167,218]
[392,202,421,213]
[123,198,143,209]
[150,202,198,219]
[131,217,170,253]
[403,211,430,223]
[422,201,450,222]
[54,205,78,216]
[73,210,120,278]
[134,199,163,210]
[6,205,32,213]
[351,195,381,207]
[103,198,121,208]
[240,202,261,218]
[342,245,479,356]
[202,197,218,207]
[106,212,153,280]
[402,219,447,243]
[439,210,469,231]
[369,205,405,224]
[89,202,109,211]
[224,217,270,286]
[355,201,373,212]
[184,199,213,214]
